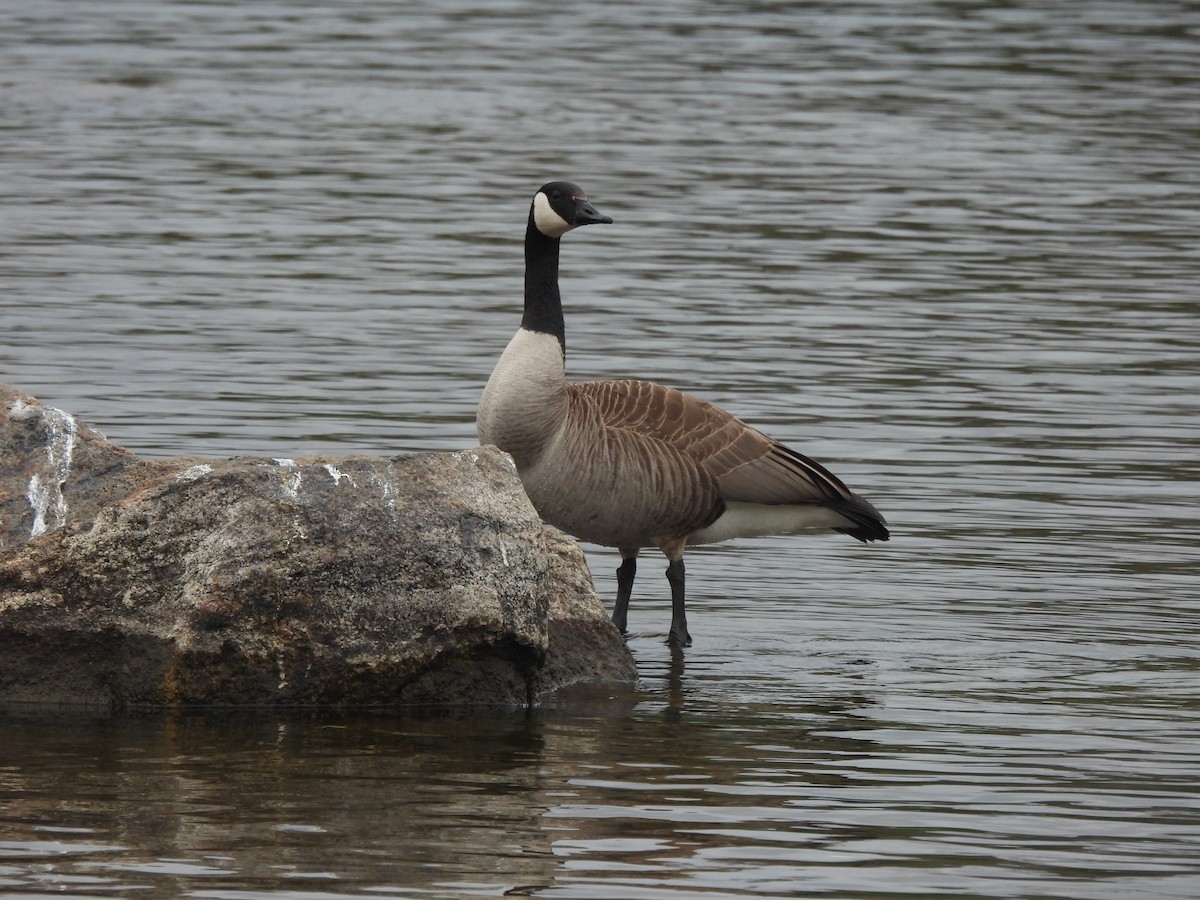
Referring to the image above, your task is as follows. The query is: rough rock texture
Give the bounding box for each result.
[0,384,635,707]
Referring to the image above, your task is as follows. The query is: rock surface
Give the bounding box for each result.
[0,384,635,707]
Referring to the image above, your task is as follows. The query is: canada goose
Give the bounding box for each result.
[477,181,888,647]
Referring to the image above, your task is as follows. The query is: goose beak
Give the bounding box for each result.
[573,198,613,227]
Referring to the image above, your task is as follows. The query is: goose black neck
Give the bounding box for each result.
[522,217,566,355]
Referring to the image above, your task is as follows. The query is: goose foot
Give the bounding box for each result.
[666,628,692,648]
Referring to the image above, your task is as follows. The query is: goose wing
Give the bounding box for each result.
[571,380,888,542]
[570,379,850,504]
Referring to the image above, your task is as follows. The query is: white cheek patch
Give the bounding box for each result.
[533,191,574,238]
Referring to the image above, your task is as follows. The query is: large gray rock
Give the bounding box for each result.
[0,384,635,706]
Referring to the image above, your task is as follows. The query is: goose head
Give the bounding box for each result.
[531,181,613,239]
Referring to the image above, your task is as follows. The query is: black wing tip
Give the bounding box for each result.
[829,494,890,543]
[835,523,891,543]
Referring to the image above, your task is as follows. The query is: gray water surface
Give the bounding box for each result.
[2,1,1199,897]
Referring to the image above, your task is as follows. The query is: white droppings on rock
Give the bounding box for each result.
[500,539,510,567]
[274,458,302,499]
[175,464,213,482]
[324,464,356,486]
[376,473,398,511]
[27,474,49,537]
[25,406,78,538]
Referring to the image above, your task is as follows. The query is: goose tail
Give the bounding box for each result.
[769,444,889,543]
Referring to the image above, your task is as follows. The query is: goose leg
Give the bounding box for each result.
[665,558,691,647]
[612,547,638,633]
[657,538,691,647]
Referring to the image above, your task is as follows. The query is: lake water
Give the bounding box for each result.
[2,0,1199,897]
